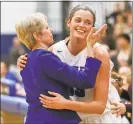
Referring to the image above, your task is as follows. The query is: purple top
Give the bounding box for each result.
[21,49,101,124]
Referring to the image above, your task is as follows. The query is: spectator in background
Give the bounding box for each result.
[113,14,127,38]
[1,61,26,97]
[123,10,132,34]
[123,9,132,46]
[1,61,19,83]
[106,3,122,24]
[9,36,25,65]
[123,2,132,12]
[105,3,123,50]
[1,61,19,96]
[105,2,132,50]
[111,70,132,123]
[9,36,25,81]
[111,77,132,123]
[111,71,123,95]
[118,66,131,90]
[111,34,131,72]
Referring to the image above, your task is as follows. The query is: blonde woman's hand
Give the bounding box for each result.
[39,91,68,110]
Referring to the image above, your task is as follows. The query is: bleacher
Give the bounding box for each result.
[1,78,28,123]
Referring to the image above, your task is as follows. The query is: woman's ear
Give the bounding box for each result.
[66,19,70,30]
[33,32,40,41]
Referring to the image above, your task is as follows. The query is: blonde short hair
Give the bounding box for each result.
[15,12,47,50]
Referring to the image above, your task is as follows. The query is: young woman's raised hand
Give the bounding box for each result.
[87,24,107,46]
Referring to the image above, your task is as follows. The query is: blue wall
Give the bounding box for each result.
[1,33,63,60]
[1,34,16,60]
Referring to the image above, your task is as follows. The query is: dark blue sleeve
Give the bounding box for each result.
[40,53,101,89]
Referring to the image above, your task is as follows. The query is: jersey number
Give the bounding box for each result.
[70,88,85,97]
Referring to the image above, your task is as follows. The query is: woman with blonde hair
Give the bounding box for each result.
[15,12,102,124]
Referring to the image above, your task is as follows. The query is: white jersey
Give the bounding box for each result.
[53,40,122,123]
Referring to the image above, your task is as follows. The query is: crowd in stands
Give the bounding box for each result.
[1,36,27,123]
[1,37,26,97]
[1,2,132,124]
[102,2,132,123]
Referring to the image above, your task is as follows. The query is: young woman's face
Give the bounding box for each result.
[68,9,94,40]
